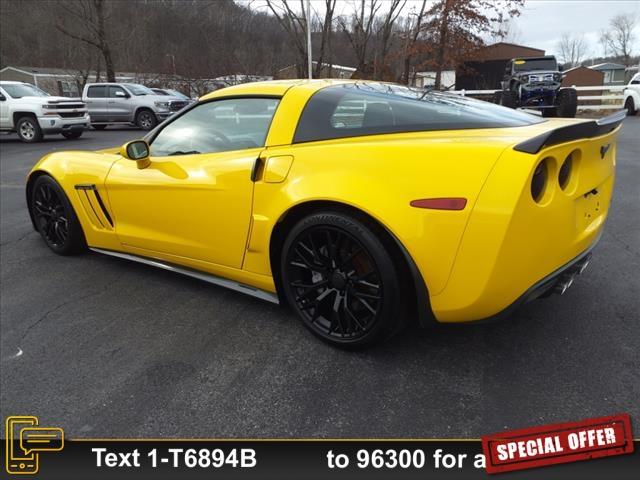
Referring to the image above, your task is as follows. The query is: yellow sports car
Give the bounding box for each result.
[26,80,624,347]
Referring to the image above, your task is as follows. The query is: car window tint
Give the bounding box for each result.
[150,98,280,157]
[87,86,107,98]
[109,86,127,98]
[295,83,543,143]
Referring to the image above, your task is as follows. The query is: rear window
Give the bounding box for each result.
[294,83,542,143]
[87,86,107,98]
[513,58,558,71]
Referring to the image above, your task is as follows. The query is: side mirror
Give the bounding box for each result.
[0,94,5,101]
[558,65,564,72]
[120,140,150,168]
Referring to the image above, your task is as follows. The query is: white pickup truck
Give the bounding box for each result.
[0,81,89,142]
[82,82,190,130]
[623,73,640,116]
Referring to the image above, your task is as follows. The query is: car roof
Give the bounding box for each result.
[200,79,353,100]
[0,80,28,85]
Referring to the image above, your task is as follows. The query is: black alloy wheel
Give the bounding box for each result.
[281,211,405,348]
[31,175,86,255]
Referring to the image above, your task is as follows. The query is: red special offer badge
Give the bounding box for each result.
[482,414,634,474]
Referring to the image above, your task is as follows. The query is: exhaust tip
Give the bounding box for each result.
[554,274,575,295]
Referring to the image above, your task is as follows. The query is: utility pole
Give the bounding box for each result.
[306,0,312,79]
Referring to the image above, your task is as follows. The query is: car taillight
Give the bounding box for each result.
[531,158,549,203]
[558,153,573,190]
[410,198,467,210]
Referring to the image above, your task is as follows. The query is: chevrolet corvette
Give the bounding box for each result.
[26,80,624,347]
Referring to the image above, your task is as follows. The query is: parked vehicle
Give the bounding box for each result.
[0,81,89,142]
[26,80,623,348]
[623,73,640,116]
[82,83,190,130]
[494,56,578,118]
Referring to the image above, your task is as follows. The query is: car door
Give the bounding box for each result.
[0,87,9,128]
[107,85,131,122]
[85,85,109,122]
[105,96,281,269]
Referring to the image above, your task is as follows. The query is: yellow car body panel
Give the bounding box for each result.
[27,80,622,324]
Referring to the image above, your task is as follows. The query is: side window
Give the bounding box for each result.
[109,86,127,98]
[87,86,107,98]
[150,97,280,157]
[294,84,541,143]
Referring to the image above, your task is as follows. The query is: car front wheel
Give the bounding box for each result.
[30,175,87,255]
[16,116,43,142]
[136,109,157,130]
[280,211,406,348]
[625,97,637,116]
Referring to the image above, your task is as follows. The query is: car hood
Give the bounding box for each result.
[15,95,84,104]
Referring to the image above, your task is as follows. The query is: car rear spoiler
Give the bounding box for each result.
[514,110,626,154]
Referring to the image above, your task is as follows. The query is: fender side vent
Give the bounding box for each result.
[75,184,114,229]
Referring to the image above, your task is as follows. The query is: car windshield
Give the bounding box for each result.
[2,83,49,98]
[152,89,170,95]
[294,82,543,143]
[513,58,558,71]
[167,89,190,100]
[123,84,155,95]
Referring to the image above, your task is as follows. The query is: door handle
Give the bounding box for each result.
[108,100,115,104]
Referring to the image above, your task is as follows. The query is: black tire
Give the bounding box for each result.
[500,90,518,109]
[30,175,87,255]
[92,124,107,130]
[625,97,637,116]
[61,130,83,139]
[542,108,557,118]
[280,211,406,349]
[492,91,502,105]
[16,115,43,142]
[136,109,157,130]
[555,88,578,118]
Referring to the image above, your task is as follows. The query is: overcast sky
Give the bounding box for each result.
[251,0,640,61]
[508,0,639,59]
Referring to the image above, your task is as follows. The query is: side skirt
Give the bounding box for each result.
[90,247,280,304]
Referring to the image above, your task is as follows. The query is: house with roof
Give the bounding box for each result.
[456,42,546,90]
[588,63,626,85]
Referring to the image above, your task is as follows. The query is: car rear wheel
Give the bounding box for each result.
[16,116,43,142]
[625,97,637,116]
[555,88,578,118]
[61,130,83,139]
[30,175,87,255]
[280,211,405,349]
[136,109,157,130]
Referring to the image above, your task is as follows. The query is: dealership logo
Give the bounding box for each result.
[5,416,64,475]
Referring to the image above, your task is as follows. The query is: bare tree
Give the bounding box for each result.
[56,0,118,81]
[339,0,382,75]
[557,33,588,68]
[313,0,337,78]
[372,0,406,80]
[265,1,310,77]
[600,14,637,66]
[399,0,428,84]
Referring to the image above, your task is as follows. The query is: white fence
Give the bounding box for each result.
[450,85,626,112]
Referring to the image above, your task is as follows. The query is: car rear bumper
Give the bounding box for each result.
[428,123,619,323]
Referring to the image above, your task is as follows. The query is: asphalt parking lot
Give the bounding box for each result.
[1,120,638,439]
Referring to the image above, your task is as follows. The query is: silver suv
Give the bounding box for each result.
[82,83,190,130]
